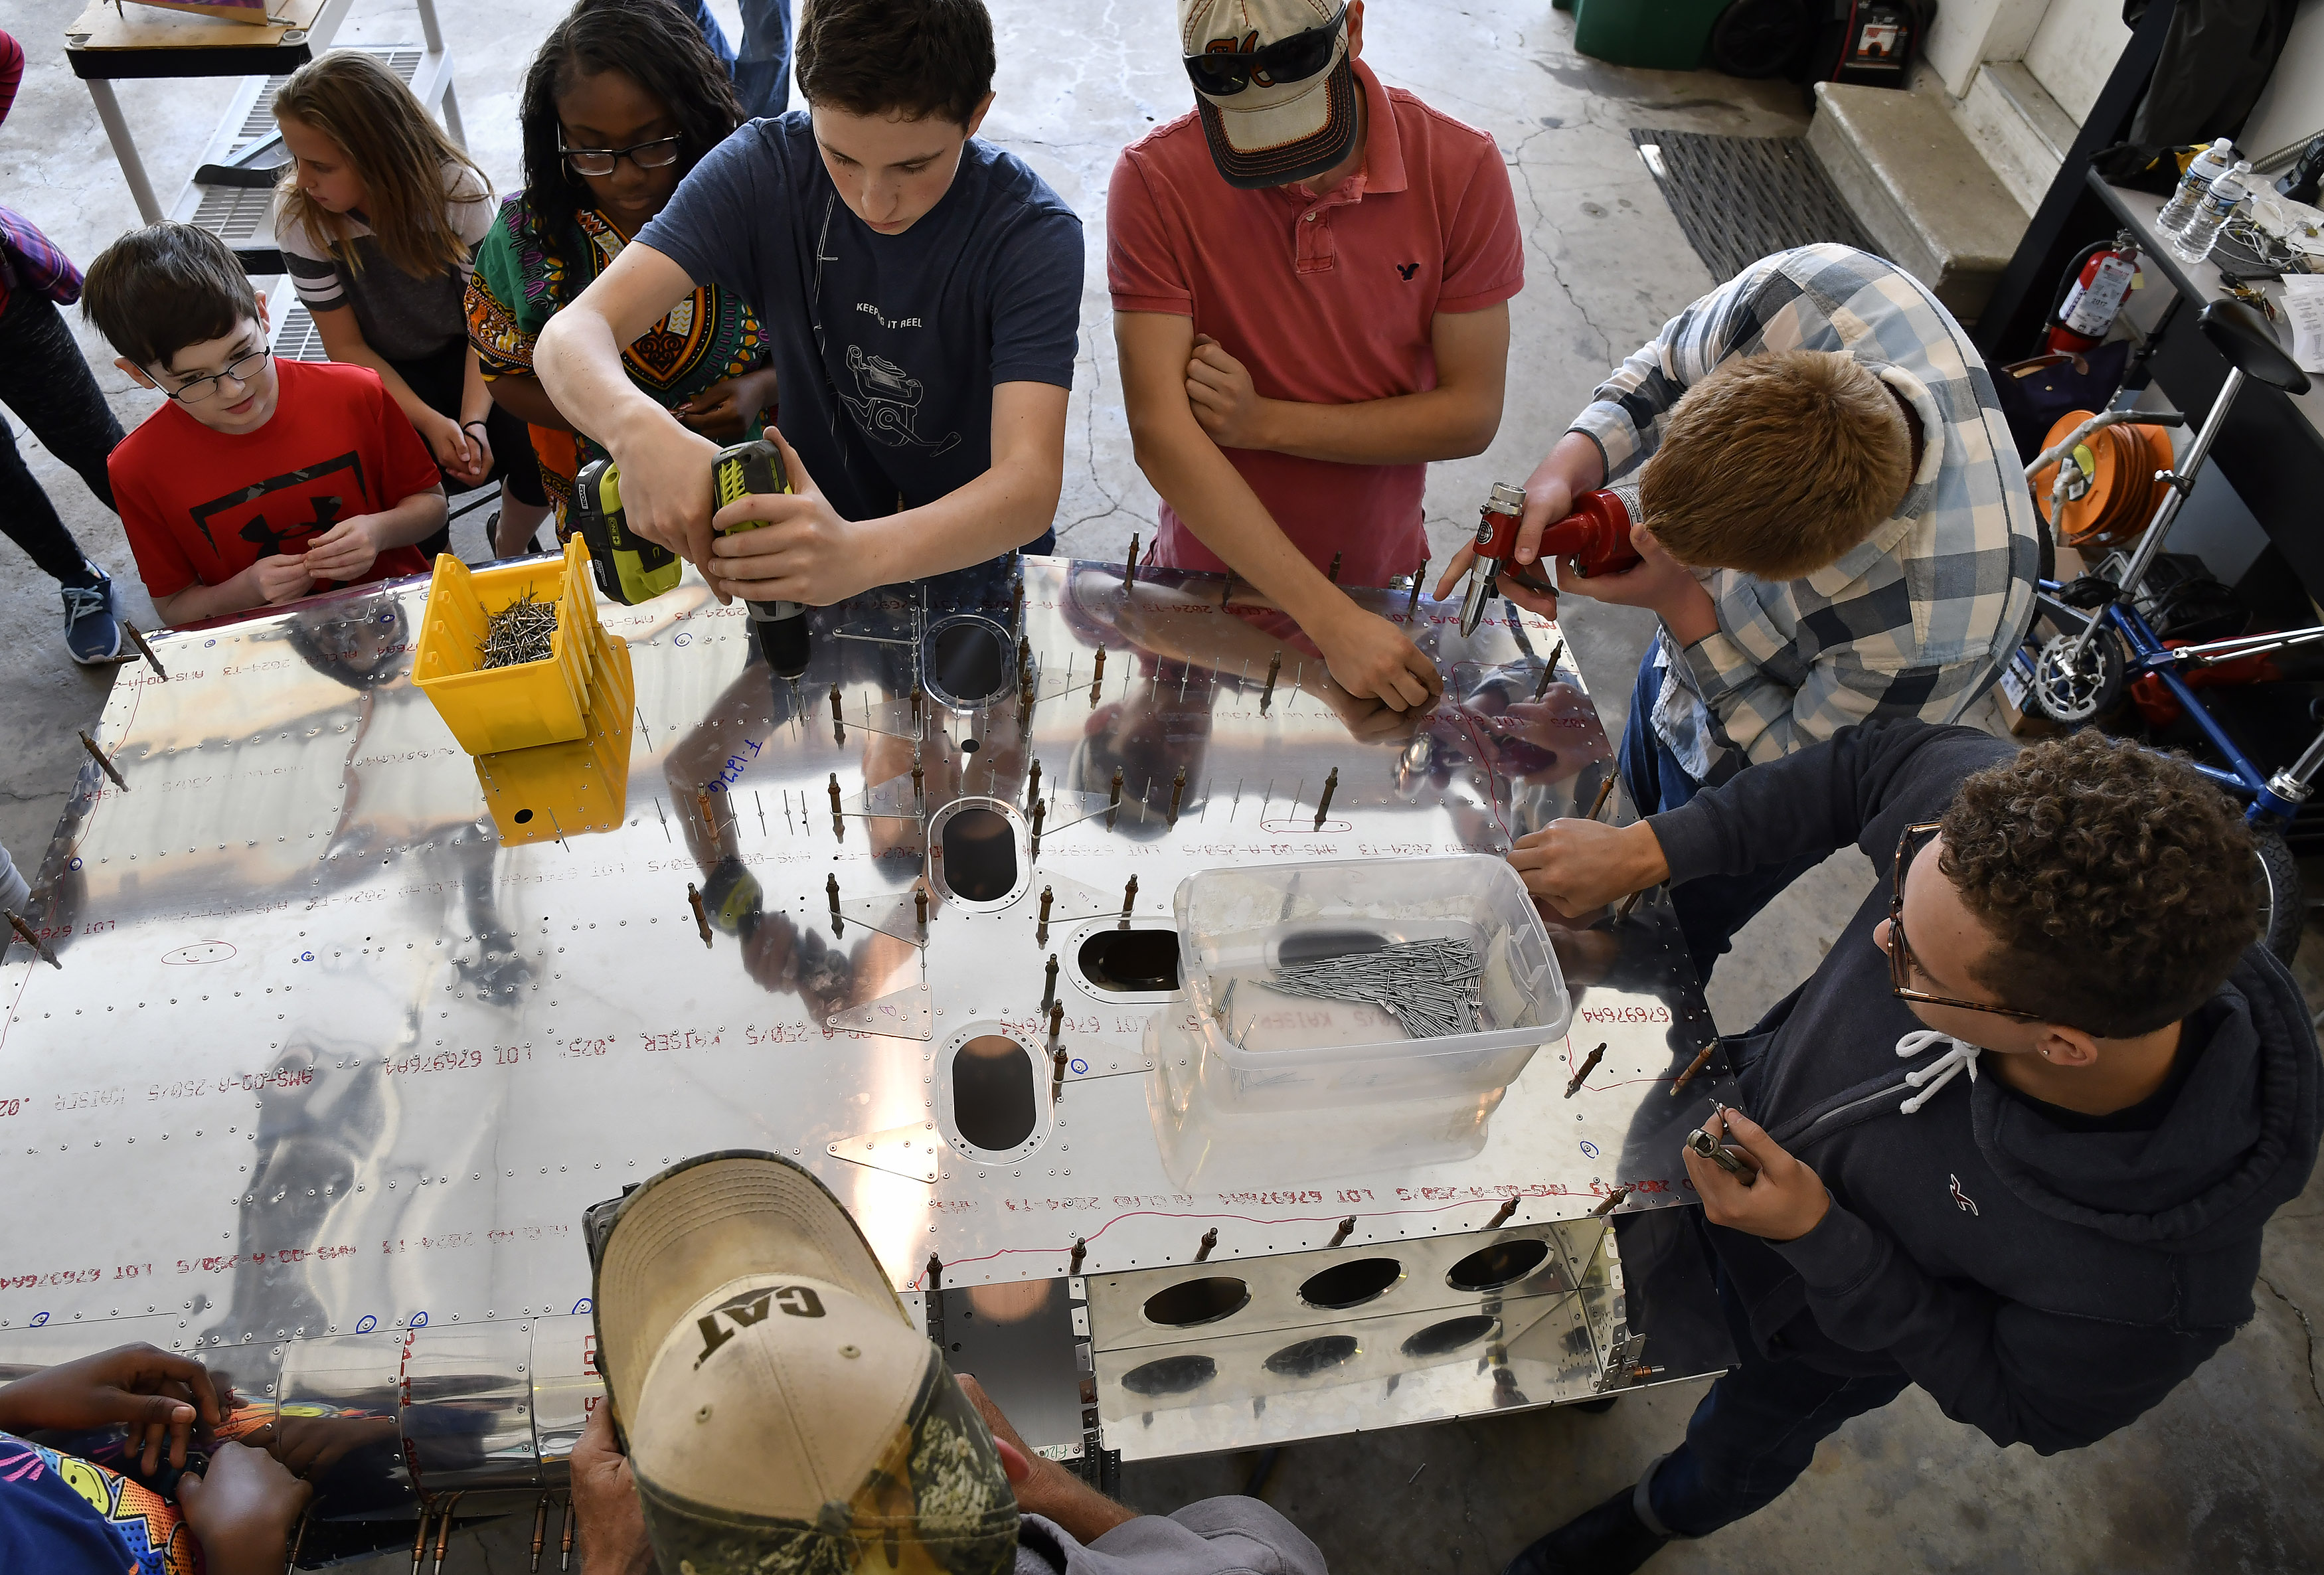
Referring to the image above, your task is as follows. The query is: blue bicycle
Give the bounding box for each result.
[2019,298,2315,960]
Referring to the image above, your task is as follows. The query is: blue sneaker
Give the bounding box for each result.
[61,567,123,665]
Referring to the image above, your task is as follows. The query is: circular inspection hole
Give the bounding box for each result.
[1446,1238,1550,1293]
[1141,1276,1250,1328]
[1262,1335,1360,1378]
[940,807,1017,902]
[1400,1315,1499,1359]
[951,1035,1036,1151]
[1121,1354,1217,1397]
[513,809,533,824]
[925,617,1013,708]
[1297,1257,1402,1310]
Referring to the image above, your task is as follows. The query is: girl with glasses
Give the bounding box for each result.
[464,0,777,582]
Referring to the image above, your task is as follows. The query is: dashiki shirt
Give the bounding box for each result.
[0,1434,199,1574]
[465,195,769,529]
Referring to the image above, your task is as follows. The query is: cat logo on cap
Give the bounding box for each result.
[695,1282,826,1367]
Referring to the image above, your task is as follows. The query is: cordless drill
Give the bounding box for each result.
[1456,481,1646,636]
[572,438,812,678]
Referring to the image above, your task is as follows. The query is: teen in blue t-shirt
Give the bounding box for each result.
[536,0,1081,616]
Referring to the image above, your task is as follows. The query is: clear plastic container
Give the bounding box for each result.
[1168,855,1570,1108]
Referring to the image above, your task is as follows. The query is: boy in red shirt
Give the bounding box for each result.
[1111,0,1523,712]
[81,223,446,627]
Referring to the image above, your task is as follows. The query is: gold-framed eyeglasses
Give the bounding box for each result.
[1887,821,2042,1021]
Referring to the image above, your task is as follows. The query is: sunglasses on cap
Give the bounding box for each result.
[1184,5,1347,98]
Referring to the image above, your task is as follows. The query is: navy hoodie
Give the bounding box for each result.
[1651,721,2321,1455]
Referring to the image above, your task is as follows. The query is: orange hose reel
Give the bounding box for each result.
[2030,410,2176,551]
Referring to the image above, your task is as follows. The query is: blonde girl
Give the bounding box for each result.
[273,52,552,554]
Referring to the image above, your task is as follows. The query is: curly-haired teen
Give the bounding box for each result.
[1486,246,2041,986]
[1499,719,2317,1574]
[465,0,777,579]
[533,0,1082,622]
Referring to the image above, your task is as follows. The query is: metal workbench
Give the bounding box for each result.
[0,555,1734,1558]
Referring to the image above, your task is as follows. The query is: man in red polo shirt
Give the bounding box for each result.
[1110,0,1523,710]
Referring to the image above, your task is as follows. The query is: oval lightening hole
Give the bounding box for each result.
[1121,1354,1216,1396]
[1078,929,1181,993]
[1262,1335,1359,1378]
[941,809,1017,902]
[513,809,534,824]
[1278,927,1392,965]
[1446,1237,1550,1293]
[1297,1257,1402,1310]
[931,622,1009,705]
[1400,1315,1499,1359]
[951,1035,1036,1151]
[1141,1276,1249,1328]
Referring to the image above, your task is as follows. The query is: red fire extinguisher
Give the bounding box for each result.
[2044,230,2140,354]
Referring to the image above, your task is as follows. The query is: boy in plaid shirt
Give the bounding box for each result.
[1467,244,2039,977]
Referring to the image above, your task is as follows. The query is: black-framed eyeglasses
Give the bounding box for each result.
[1183,5,1347,98]
[159,345,271,405]
[559,133,685,177]
[1887,821,2042,1021]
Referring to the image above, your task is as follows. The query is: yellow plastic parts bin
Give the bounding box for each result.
[414,536,602,755]
[473,618,635,846]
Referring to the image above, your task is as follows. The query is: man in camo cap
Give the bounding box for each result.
[570,1150,1329,1574]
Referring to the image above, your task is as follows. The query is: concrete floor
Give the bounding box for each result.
[1,0,2318,1570]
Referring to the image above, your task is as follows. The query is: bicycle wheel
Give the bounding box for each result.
[2253,825,2305,963]
[2029,627,2128,724]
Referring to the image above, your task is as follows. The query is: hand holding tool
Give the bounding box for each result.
[1458,481,1647,636]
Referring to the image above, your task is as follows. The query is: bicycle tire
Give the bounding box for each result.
[2253,825,2305,964]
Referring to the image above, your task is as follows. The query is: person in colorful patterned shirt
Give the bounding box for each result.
[0,1343,309,1574]
[465,0,776,576]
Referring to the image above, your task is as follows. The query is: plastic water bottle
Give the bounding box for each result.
[2158,139,2236,234]
[2173,161,2254,264]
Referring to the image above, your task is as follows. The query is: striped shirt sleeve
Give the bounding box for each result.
[1565,254,1782,479]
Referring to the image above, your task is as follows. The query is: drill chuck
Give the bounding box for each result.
[1457,482,1529,637]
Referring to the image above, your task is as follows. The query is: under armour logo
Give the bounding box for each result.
[1396,263,1421,280]
[1948,1174,1979,1216]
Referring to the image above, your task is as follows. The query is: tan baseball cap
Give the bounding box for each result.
[591,1151,1019,1575]
[1180,0,1360,190]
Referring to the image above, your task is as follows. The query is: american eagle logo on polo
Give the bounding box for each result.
[1948,1174,1979,1216]
[1397,263,1420,280]
[693,1283,827,1367]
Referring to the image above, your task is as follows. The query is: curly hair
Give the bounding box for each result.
[516,0,742,272]
[1938,732,2259,1038]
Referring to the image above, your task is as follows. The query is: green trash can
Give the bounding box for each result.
[1572,0,1730,72]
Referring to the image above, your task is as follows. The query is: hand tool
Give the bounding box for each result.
[1458,481,1645,636]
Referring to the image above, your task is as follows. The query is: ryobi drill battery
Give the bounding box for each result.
[572,438,813,677]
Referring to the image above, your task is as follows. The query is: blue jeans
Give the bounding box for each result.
[1618,647,1824,984]
[1642,1240,1912,1538]
[691,0,793,120]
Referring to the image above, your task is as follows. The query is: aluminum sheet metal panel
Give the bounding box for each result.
[0,556,1732,1470]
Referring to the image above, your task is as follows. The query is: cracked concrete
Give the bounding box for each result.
[1,1,2319,1570]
